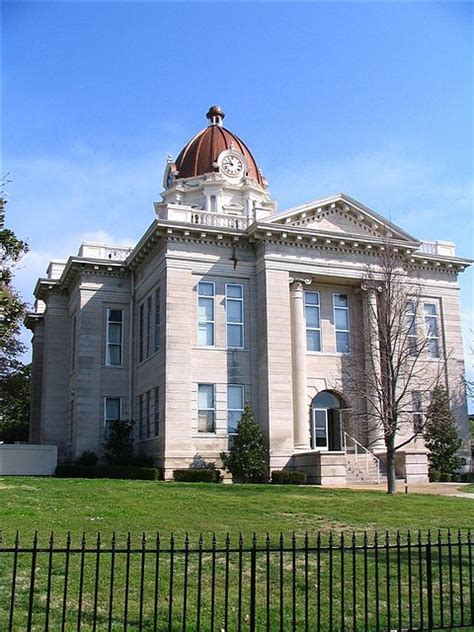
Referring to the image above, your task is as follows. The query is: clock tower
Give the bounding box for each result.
[158,106,276,221]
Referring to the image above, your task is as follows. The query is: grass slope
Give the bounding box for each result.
[1,477,473,544]
[1,478,472,631]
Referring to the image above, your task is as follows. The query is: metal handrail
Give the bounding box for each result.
[343,431,380,483]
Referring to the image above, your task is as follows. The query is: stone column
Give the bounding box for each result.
[362,285,386,452]
[290,277,312,451]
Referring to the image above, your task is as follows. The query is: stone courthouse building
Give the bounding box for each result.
[26,106,471,483]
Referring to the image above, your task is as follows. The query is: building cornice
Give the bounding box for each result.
[248,222,470,274]
[24,312,44,332]
[33,258,129,301]
[124,213,471,276]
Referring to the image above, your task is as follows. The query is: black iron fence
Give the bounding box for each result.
[0,529,472,631]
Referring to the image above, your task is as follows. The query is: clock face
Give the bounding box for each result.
[221,154,244,177]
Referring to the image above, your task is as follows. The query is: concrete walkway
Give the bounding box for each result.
[345,481,474,498]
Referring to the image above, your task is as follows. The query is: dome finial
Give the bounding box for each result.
[206,105,225,126]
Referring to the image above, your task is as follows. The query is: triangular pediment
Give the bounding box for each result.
[267,193,419,244]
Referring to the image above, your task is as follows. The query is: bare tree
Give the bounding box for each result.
[345,245,446,494]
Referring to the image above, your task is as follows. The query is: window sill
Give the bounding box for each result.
[193,346,248,352]
[193,433,227,438]
[306,351,351,357]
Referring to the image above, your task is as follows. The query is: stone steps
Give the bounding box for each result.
[345,455,380,484]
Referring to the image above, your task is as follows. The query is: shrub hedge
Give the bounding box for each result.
[439,472,452,482]
[55,465,161,480]
[271,470,307,485]
[75,451,98,466]
[428,469,441,482]
[172,468,222,483]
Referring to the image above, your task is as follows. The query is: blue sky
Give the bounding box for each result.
[3,1,473,383]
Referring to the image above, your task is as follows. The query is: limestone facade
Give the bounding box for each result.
[26,108,471,483]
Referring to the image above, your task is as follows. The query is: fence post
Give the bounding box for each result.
[250,533,257,632]
[426,530,434,631]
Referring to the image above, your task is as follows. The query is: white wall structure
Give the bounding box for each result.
[0,445,58,475]
[25,106,471,484]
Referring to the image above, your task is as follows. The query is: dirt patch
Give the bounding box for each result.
[345,482,474,498]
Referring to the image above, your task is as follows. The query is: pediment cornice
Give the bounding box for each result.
[267,192,418,243]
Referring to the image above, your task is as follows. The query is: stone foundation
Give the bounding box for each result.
[401,451,429,483]
[293,450,347,486]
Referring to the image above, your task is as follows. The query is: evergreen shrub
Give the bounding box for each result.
[424,387,465,476]
[220,403,268,483]
[439,472,452,482]
[172,469,221,483]
[271,470,307,485]
[75,451,98,466]
[428,469,441,482]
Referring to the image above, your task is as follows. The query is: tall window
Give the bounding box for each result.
[154,288,161,352]
[333,294,350,353]
[71,315,77,370]
[68,398,74,444]
[105,397,121,438]
[424,303,440,358]
[198,384,215,433]
[144,390,150,438]
[138,394,144,440]
[198,282,215,346]
[146,296,152,358]
[305,291,321,352]
[226,284,244,348]
[412,391,423,434]
[139,303,144,362]
[154,386,160,436]
[106,309,123,366]
[406,301,418,356]
[227,385,244,434]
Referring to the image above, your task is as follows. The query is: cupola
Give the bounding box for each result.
[158,106,276,221]
[166,106,267,188]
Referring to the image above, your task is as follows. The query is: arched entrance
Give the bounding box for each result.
[310,391,347,451]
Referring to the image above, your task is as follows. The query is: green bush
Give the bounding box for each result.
[55,465,160,480]
[172,469,221,483]
[439,472,452,482]
[127,455,154,467]
[428,469,441,482]
[424,387,465,475]
[75,450,98,466]
[460,472,474,483]
[220,403,268,483]
[103,419,134,465]
[271,470,307,485]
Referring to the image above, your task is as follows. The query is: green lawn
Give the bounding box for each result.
[1,477,473,544]
[1,478,472,631]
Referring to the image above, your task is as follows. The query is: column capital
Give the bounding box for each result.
[361,282,384,293]
[289,276,312,288]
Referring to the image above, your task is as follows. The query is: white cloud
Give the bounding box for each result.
[270,145,473,248]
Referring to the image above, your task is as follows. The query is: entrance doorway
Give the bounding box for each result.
[310,391,347,451]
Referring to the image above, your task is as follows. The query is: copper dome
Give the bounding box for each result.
[174,107,265,187]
